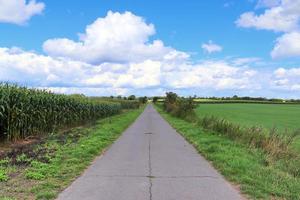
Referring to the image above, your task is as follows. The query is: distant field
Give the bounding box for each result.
[196,103,300,130]
[196,103,300,150]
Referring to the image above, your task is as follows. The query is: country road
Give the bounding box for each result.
[57,105,244,200]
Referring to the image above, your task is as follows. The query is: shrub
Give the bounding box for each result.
[0,169,8,182]
[163,92,196,120]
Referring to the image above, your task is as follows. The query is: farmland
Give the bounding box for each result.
[0,83,139,141]
[195,103,300,150]
[195,103,300,131]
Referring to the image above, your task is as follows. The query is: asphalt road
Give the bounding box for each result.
[57,105,244,200]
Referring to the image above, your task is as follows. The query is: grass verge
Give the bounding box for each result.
[156,106,300,200]
[0,108,143,200]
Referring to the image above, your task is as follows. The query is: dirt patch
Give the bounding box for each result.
[0,125,95,166]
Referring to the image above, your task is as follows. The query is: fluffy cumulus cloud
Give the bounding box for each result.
[236,0,300,59]
[236,0,300,32]
[201,41,223,54]
[272,67,300,91]
[163,61,259,90]
[43,11,186,64]
[0,46,261,93]
[0,0,45,25]
[271,32,300,58]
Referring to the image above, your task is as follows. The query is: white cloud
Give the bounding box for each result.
[163,61,260,90]
[271,32,300,58]
[0,0,45,25]
[0,46,265,95]
[236,0,300,32]
[232,57,261,65]
[43,11,186,65]
[201,41,223,54]
[272,67,300,91]
[236,8,298,32]
[236,0,300,59]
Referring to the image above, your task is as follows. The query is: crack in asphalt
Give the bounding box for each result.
[148,133,153,200]
[86,175,218,179]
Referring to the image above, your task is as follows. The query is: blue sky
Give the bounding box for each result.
[0,0,300,98]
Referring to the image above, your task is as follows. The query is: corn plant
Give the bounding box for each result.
[0,83,125,141]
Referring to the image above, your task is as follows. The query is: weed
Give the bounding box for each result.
[0,169,8,182]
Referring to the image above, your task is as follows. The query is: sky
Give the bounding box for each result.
[0,0,300,98]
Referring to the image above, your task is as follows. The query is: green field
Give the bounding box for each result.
[196,103,300,131]
[196,103,300,150]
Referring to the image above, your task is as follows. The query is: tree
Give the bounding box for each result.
[128,95,136,100]
[139,96,148,104]
[153,96,159,103]
[165,92,177,104]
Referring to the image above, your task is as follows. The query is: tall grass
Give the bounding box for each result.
[0,83,131,141]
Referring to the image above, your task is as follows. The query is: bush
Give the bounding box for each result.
[163,92,196,120]
[0,169,8,182]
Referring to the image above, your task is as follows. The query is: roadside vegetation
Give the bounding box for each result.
[156,92,300,199]
[0,107,143,200]
[0,83,139,141]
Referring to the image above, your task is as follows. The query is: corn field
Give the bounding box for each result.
[0,83,134,141]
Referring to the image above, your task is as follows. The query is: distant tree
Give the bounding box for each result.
[117,95,122,99]
[110,95,114,99]
[128,95,136,100]
[153,96,159,103]
[165,92,177,104]
[139,96,148,104]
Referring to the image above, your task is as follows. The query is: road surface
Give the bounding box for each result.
[57,105,244,200]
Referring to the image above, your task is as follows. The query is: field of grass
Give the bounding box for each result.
[0,107,143,200]
[195,103,300,150]
[195,103,300,131]
[156,106,300,199]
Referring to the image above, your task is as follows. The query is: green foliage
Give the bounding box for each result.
[199,115,300,176]
[128,95,136,100]
[90,97,140,110]
[0,83,123,141]
[0,159,9,166]
[0,169,8,182]
[152,96,159,103]
[25,171,45,180]
[120,101,140,109]
[138,96,147,104]
[163,92,196,119]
